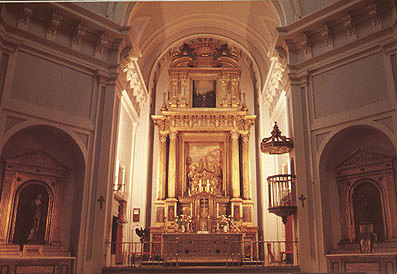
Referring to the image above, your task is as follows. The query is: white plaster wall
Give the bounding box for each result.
[11,52,94,119]
[312,53,389,119]
[299,0,339,17]
[117,103,134,194]
[75,3,108,17]
[130,101,151,242]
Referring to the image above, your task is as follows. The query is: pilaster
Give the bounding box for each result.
[167,130,177,198]
[157,132,168,200]
[241,132,251,200]
[230,130,241,198]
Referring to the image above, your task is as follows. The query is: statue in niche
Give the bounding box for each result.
[12,183,49,246]
[352,181,384,241]
[192,80,216,108]
[28,193,43,241]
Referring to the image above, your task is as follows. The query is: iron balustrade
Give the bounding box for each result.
[103,239,298,268]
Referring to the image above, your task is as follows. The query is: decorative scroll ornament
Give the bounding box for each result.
[123,59,148,111]
[170,38,240,68]
[260,122,293,154]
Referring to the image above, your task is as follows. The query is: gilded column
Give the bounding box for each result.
[157,132,168,200]
[168,130,177,198]
[231,131,241,198]
[242,132,251,199]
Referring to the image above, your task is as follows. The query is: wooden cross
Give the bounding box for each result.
[298,194,306,208]
[98,196,105,210]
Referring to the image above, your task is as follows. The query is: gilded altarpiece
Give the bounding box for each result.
[152,38,257,260]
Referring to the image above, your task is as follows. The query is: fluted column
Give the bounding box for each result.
[242,132,251,199]
[168,130,177,198]
[231,131,241,198]
[157,133,168,200]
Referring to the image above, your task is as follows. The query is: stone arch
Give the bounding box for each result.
[0,124,86,257]
[317,121,396,160]
[318,124,395,252]
[0,121,87,164]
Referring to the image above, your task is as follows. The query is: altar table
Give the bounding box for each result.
[162,233,242,263]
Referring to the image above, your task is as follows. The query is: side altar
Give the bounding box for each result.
[151,38,257,261]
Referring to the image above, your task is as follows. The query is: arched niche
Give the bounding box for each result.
[335,149,394,245]
[349,180,385,242]
[318,125,396,253]
[11,180,53,246]
[0,125,85,257]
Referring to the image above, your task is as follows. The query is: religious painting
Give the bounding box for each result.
[234,205,241,221]
[185,142,223,196]
[156,207,165,223]
[192,80,216,108]
[11,181,50,245]
[243,206,252,222]
[167,205,175,221]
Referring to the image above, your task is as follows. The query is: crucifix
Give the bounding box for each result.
[299,194,306,208]
[98,196,105,210]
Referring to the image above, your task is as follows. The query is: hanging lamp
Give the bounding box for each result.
[260,122,293,154]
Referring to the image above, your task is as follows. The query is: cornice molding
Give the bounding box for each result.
[152,110,256,133]
[3,152,69,180]
[277,0,395,68]
[0,4,130,70]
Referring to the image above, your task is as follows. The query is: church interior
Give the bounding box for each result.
[0,1,396,274]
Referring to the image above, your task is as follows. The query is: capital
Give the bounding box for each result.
[159,133,168,143]
[169,131,177,140]
[231,131,240,140]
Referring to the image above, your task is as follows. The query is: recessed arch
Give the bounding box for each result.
[318,124,396,252]
[317,121,396,163]
[0,124,86,257]
[0,121,87,165]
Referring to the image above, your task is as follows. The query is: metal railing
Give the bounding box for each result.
[104,239,298,268]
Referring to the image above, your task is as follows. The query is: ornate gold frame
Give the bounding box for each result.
[178,132,230,198]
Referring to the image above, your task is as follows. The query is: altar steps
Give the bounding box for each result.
[103,265,300,274]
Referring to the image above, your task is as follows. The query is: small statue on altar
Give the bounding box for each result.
[187,159,200,195]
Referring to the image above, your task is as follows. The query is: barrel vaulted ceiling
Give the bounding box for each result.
[124,1,282,93]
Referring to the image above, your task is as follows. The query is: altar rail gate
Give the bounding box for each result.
[104,240,298,268]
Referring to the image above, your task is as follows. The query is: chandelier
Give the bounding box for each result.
[260,122,293,154]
